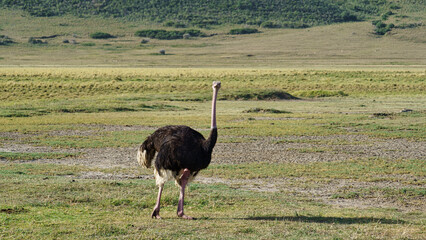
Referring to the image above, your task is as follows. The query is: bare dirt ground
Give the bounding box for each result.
[1,127,425,212]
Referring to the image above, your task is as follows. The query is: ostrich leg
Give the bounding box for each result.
[177,169,193,220]
[151,184,163,219]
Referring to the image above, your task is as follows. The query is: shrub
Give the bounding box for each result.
[163,21,174,27]
[164,21,186,28]
[372,20,395,35]
[192,19,219,28]
[261,21,281,28]
[135,29,204,40]
[28,37,47,44]
[281,22,310,29]
[90,32,116,39]
[229,28,259,35]
[0,35,15,45]
[341,11,358,22]
[381,11,393,21]
[221,90,298,100]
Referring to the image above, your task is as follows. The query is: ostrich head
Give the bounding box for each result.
[212,81,221,90]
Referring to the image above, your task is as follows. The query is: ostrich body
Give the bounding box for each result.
[137,81,221,219]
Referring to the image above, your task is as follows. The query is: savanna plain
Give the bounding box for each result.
[1,67,425,239]
[1,8,426,240]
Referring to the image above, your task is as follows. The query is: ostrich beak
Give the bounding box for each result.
[212,81,221,89]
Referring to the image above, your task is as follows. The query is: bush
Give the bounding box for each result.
[28,37,47,44]
[381,11,393,21]
[281,22,310,29]
[0,35,15,45]
[90,32,116,39]
[229,28,259,35]
[164,21,186,28]
[221,90,298,100]
[135,29,205,40]
[261,21,281,28]
[372,20,395,35]
[340,11,358,22]
[191,19,219,28]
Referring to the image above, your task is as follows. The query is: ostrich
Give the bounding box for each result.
[137,81,221,220]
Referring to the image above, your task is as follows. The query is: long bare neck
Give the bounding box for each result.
[204,87,219,153]
[211,87,219,129]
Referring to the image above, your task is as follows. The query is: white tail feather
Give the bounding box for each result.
[137,148,149,168]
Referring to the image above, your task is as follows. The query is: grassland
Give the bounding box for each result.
[0,7,425,68]
[0,67,425,239]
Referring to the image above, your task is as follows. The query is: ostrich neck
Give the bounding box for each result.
[211,88,218,129]
[203,87,219,153]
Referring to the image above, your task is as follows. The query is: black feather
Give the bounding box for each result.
[142,125,217,175]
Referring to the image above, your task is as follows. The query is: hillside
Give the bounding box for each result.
[0,0,425,67]
[1,0,392,28]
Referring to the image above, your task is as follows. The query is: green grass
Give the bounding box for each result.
[0,69,424,142]
[0,163,424,239]
[0,152,79,161]
[203,158,425,183]
[332,187,426,200]
[0,68,425,239]
[27,130,152,148]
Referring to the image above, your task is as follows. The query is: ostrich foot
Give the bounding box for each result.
[177,212,194,220]
[151,209,161,219]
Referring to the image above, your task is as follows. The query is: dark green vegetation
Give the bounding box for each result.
[222,90,298,101]
[1,0,392,28]
[372,20,395,35]
[90,32,116,39]
[0,35,14,45]
[229,28,259,35]
[135,29,205,40]
[27,37,47,44]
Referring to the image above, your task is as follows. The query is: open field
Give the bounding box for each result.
[0,68,425,239]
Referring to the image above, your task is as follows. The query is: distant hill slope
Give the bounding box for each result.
[1,0,392,28]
